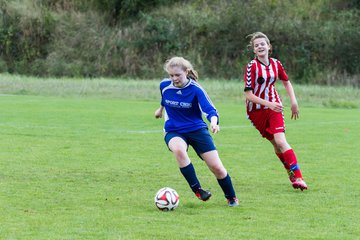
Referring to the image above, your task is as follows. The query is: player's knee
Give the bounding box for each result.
[274,139,289,151]
[211,164,227,178]
[172,147,187,158]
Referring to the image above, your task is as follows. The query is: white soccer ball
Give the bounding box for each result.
[154,187,180,211]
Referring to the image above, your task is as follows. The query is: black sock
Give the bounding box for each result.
[217,174,236,199]
[180,163,201,193]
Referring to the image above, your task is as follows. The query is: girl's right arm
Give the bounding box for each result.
[154,105,164,118]
[245,90,284,112]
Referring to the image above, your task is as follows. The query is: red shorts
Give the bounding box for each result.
[247,109,285,141]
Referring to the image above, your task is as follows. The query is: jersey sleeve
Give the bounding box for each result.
[160,89,165,106]
[159,79,167,106]
[244,61,256,91]
[195,85,219,124]
[277,61,289,81]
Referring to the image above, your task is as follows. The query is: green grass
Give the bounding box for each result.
[0,76,360,239]
[1,73,359,108]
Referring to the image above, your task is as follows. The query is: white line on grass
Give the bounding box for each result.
[125,120,360,134]
[0,120,359,134]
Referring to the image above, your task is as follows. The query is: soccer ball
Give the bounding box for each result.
[154,187,179,211]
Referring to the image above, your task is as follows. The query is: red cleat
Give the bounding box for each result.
[292,178,308,191]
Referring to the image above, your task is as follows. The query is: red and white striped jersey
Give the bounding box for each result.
[244,57,288,112]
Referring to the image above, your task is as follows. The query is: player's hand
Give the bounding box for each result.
[291,103,299,120]
[210,122,220,134]
[268,102,284,112]
[154,108,163,119]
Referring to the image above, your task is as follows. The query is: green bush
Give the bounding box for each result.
[0,1,55,73]
[0,0,359,86]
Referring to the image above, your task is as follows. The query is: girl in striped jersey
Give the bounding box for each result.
[243,32,307,190]
[155,57,239,206]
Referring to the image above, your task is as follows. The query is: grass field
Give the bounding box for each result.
[0,75,360,239]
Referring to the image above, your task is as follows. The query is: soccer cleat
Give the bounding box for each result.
[292,178,308,191]
[227,197,239,207]
[195,188,212,201]
[287,169,296,183]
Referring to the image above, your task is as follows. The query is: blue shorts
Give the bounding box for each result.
[164,128,216,159]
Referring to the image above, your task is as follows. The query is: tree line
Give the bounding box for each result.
[0,0,359,86]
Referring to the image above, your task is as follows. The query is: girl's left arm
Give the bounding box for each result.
[196,88,219,133]
[282,80,299,120]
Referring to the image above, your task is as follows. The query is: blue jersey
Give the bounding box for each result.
[159,78,219,133]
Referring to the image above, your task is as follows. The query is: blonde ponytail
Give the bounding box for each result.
[187,69,198,81]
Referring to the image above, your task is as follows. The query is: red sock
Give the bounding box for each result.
[282,149,303,179]
[275,152,290,170]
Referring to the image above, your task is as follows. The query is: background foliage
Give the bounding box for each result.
[0,0,359,85]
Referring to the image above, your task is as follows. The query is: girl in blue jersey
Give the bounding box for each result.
[154,56,239,207]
